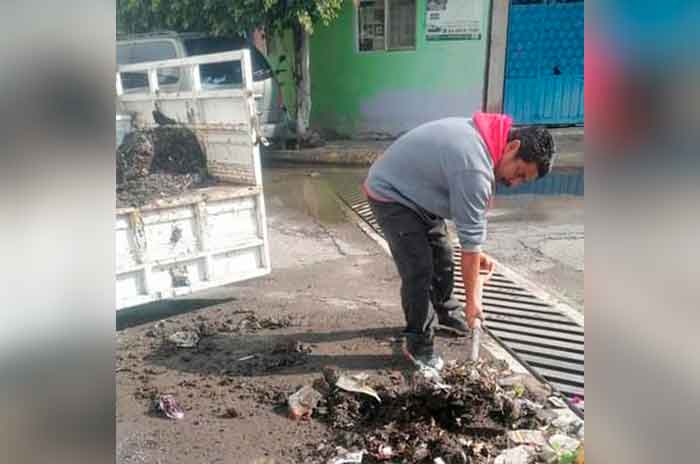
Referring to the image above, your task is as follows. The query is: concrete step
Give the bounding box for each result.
[550,128,584,169]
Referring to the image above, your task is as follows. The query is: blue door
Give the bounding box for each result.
[504,0,584,125]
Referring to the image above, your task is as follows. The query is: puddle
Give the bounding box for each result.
[263,170,349,224]
[496,168,584,196]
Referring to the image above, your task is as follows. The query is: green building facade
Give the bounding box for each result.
[271,0,492,138]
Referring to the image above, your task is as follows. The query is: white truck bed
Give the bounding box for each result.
[116,50,270,310]
[116,185,269,309]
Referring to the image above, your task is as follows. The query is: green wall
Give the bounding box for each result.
[309,0,491,137]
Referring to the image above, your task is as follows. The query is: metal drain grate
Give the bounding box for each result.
[335,185,585,404]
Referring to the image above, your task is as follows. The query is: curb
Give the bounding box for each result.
[263,142,390,167]
[264,141,583,170]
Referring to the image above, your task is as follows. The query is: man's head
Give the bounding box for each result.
[495,126,555,188]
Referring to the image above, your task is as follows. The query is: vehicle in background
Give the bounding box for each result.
[116,31,290,141]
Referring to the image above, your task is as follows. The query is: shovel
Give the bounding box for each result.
[469,266,494,362]
[469,318,484,362]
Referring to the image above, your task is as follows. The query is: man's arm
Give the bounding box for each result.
[461,251,496,327]
[461,250,482,328]
[447,166,495,326]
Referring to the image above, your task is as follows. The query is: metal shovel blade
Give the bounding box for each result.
[470,319,483,362]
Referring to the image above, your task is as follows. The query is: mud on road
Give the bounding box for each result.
[116,169,582,464]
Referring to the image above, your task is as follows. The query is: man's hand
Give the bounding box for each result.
[465,300,484,329]
[461,251,491,329]
[466,255,495,328]
[479,254,495,281]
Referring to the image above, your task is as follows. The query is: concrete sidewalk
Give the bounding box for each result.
[264,128,583,169]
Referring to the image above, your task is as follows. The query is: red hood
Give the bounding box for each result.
[473,112,513,168]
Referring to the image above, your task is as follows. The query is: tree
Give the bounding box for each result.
[117,0,346,145]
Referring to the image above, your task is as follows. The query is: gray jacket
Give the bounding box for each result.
[366,117,493,252]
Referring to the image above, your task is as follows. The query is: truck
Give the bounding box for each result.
[115,50,270,310]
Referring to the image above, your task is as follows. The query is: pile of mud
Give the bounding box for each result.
[116,127,213,208]
[140,312,305,379]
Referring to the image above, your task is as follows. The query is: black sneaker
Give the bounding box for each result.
[436,310,469,336]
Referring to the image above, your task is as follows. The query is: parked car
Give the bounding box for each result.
[117,31,290,141]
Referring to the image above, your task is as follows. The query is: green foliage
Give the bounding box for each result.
[117,0,345,37]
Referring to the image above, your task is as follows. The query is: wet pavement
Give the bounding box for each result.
[487,183,584,313]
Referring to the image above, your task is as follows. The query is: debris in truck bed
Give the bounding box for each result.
[116,130,154,183]
[116,126,214,208]
[148,126,207,175]
[116,172,216,208]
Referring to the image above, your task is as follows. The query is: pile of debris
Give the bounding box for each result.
[143,311,295,343]
[116,126,214,208]
[142,313,307,377]
[236,340,312,376]
[289,361,584,464]
[229,313,294,333]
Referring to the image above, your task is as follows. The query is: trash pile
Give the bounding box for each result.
[116,126,213,208]
[289,361,584,464]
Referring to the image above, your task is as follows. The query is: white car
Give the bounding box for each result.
[117,31,290,141]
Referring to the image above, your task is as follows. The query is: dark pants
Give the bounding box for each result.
[369,199,461,348]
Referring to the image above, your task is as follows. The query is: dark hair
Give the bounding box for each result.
[508,126,555,178]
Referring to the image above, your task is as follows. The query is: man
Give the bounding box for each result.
[364,113,555,369]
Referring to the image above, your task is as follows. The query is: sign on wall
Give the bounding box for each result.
[426,0,482,41]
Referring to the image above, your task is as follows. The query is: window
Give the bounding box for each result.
[116,45,129,66]
[388,0,416,49]
[117,41,180,91]
[129,41,178,63]
[184,37,272,88]
[357,0,416,52]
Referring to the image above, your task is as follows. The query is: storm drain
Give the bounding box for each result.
[334,186,585,404]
